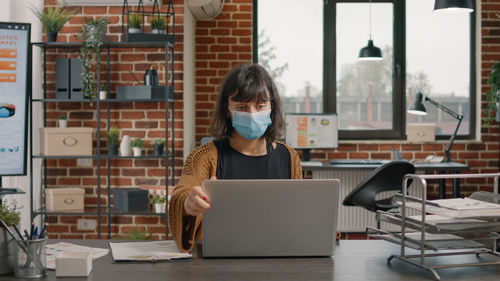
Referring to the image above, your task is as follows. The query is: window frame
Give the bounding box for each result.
[253,0,476,141]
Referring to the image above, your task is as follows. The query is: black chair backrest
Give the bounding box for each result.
[342,160,415,212]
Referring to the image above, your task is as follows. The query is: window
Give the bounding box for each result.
[254,0,475,140]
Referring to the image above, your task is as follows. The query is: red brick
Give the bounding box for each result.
[134,216,159,224]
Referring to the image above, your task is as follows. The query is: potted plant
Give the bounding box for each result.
[152,194,166,213]
[0,200,21,274]
[99,84,107,100]
[29,5,77,42]
[150,15,166,34]
[484,61,500,125]
[150,138,165,156]
[78,17,109,101]
[130,138,144,157]
[107,127,119,156]
[58,113,67,128]
[128,13,142,34]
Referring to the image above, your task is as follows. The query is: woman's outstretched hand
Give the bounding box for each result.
[183,176,216,216]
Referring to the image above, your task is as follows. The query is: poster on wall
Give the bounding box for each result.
[0,22,30,176]
[285,113,338,149]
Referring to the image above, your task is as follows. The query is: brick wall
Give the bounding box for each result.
[194,0,253,142]
[42,0,185,240]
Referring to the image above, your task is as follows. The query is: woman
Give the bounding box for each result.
[168,64,302,252]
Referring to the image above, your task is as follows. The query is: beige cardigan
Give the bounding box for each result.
[168,140,303,252]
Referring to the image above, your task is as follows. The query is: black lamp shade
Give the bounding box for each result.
[359,39,383,61]
[434,0,473,13]
[407,92,428,115]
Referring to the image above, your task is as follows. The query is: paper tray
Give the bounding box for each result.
[376,211,500,233]
[366,227,489,251]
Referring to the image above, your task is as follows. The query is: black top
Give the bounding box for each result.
[214,139,291,179]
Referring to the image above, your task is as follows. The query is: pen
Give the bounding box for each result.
[33,226,39,240]
[13,225,24,241]
[24,229,30,240]
[30,222,34,240]
[39,224,47,239]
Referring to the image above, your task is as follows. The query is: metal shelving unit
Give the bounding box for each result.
[368,173,500,280]
[30,40,175,239]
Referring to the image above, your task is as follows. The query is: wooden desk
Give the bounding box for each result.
[2,240,498,281]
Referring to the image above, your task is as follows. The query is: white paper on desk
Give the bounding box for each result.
[408,215,485,224]
[431,198,500,210]
[45,242,109,270]
[109,240,191,262]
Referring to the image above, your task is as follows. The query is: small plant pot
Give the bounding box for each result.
[108,145,118,156]
[128,28,141,34]
[154,203,165,213]
[58,119,67,128]
[132,147,142,157]
[99,90,107,100]
[46,31,58,42]
[151,29,166,35]
[153,145,164,156]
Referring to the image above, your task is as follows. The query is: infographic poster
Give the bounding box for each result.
[285,113,338,149]
[0,23,30,175]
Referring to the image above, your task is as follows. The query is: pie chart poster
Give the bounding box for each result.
[0,23,29,176]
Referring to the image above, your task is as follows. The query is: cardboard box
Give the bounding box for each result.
[113,188,148,212]
[40,128,93,156]
[46,188,85,212]
[56,252,92,277]
[407,123,436,142]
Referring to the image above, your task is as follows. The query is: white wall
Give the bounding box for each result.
[183,2,196,159]
[0,0,43,232]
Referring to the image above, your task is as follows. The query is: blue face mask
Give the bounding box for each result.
[231,110,272,140]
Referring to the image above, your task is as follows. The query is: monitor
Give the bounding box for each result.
[0,22,30,176]
[284,113,338,161]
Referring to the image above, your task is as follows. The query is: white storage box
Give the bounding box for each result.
[56,252,92,277]
[46,188,85,212]
[407,123,436,142]
[40,127,93,156]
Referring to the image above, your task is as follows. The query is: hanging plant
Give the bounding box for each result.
[483,62,500,125]
[77,17,109,102]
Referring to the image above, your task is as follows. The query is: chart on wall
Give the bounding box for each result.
[285,113,338,149]
[0,22,30,176]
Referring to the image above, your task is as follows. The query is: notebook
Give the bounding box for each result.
[202,179,340,257]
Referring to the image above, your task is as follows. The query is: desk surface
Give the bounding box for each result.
[4,240,499,281]
[301,160,470,172]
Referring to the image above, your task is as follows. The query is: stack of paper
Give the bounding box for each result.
[45,242,109,270]
[109,240,192,262]
[430,198,500,210]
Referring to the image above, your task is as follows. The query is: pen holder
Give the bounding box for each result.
[14,237,47,278]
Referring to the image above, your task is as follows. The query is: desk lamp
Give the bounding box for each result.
[407,92,463,162]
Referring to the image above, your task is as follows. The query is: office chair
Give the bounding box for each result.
[342,160,415,228]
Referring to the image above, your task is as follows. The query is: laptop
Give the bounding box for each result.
[201,179,340,257]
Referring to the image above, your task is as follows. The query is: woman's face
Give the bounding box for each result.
[227,91,272,114]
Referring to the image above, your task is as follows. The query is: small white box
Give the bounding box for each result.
[46,188,85,212]
[56,252,92,277]
[407,123,436,142]
[40,127,93,156]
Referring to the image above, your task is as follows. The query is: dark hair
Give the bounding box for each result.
[209,64,283,142]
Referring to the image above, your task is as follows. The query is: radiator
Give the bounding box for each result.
[313,169,421,232]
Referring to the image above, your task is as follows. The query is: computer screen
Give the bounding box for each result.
[284,113,338,150]
[0,22,30,176]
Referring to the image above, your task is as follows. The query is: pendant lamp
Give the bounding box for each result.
[359,0,382,61]
[434,0,473,14]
